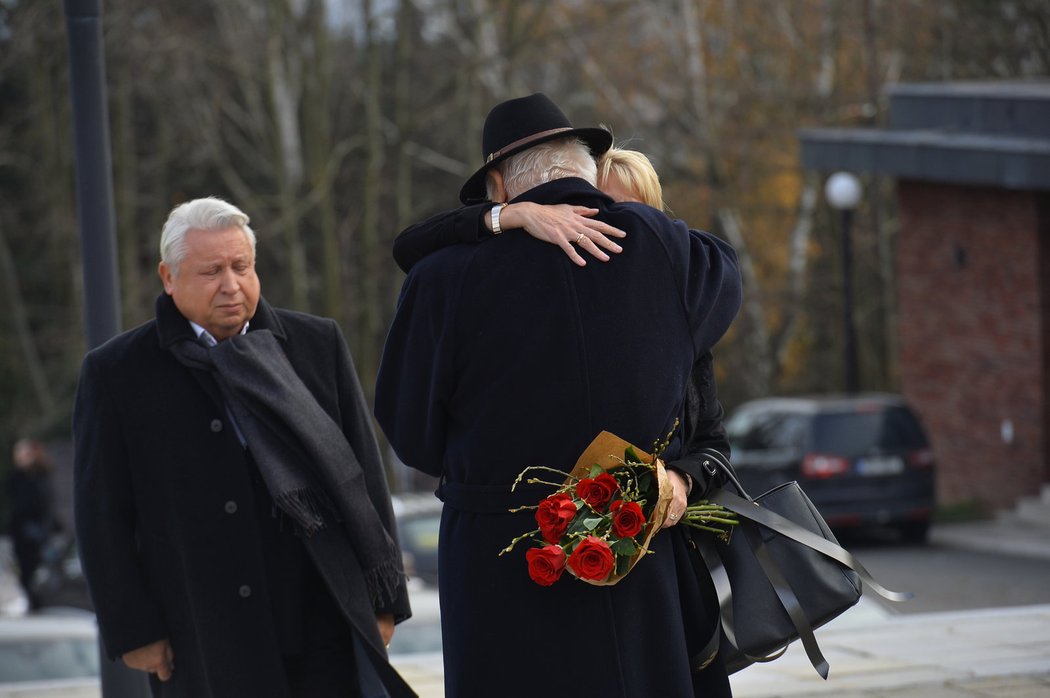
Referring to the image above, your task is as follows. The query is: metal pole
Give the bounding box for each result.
[63,2,147,696]
[64,0,121,351]
[841,208,859,393]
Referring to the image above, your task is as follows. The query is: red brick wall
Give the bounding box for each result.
[896,181,1047,510]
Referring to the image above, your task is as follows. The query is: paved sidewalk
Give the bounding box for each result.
[390,602,1050,698]
[729,604,1050,697]
[391,515,1050,698]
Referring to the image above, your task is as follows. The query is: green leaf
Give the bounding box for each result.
[566,514,605,537]
[624,446,641,463]
[582,516,603,531]
[588,464,603,478]
[611,537,638,555]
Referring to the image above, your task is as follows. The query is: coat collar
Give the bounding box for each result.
[510,177,614,209]
[154,293,286,349]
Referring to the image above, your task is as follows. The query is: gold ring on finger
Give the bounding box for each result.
[574,233,585,245]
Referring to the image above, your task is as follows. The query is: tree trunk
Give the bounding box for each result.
[112,51,144,327]
[0,216,56,418]
[863,0,896,389]
[718,208,773,397]
[356,0,384,401]
[393,0,416,287]
[268,0,309,310]
[301,0,343,325]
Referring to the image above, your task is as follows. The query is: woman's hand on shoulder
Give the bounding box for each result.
[499,202,626,267]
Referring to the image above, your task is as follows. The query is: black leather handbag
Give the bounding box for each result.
[685,448,911,679]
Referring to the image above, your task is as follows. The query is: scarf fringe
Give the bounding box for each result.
[365,556,408,608]
[273,487,335,536]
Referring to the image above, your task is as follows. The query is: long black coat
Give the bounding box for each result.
[390,200,734,484]
[73,294,412,698]
[376,178,741,698]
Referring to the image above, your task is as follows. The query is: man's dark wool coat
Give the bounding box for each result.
[376,177,743,698]
[73,294,413,698]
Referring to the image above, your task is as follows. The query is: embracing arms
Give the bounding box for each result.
[393,202,626,272]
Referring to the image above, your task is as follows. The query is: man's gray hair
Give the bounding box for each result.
[487,137,598,201]
[159,197,256,274]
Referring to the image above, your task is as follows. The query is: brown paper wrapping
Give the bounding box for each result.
[567,431,673,586]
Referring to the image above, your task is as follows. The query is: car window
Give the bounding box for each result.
[811,407,927,457]
[880,407,928,449]
[727,410,807,455]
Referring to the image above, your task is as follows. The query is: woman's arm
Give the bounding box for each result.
[392,202,627,273]
[666,351,731,501]
[393,205,490,273]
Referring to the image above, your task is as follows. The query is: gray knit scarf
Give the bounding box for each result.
[169,329,404,608]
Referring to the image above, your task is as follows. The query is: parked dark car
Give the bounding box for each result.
[725,394,936,541]
[391,494,442,587]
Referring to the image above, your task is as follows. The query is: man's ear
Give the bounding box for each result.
[486,169,508,203]
[158,262,175,295]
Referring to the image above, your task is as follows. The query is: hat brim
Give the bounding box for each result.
[458,127,613,204]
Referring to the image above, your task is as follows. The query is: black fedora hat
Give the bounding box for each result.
[459,93,613,204]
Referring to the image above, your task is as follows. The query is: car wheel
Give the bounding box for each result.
[897,520,930,543]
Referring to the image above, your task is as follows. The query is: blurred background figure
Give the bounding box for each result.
[6,438,56,611]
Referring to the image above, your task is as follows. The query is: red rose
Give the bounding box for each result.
[567,535,615,582]
[535,493,577,544]
[610,499,646,538]
[575,473,619,511]
[526,545,567,586]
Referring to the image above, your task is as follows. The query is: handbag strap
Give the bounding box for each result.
[692,526,798,672]
[709,488,913,603]
[742,519,830,678]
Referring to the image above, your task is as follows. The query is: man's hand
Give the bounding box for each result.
[377,613,395,649]
[662,469,691,529]
[122,638,174,681]
[497,202,626,267]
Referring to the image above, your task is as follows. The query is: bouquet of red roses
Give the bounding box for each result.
[500,430,737,587]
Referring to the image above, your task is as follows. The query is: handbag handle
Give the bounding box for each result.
[695,447,752,501]
[709,489,914,603]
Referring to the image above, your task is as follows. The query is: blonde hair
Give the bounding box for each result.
[597,147,665,211]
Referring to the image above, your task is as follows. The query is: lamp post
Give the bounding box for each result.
[825,172,862,394]
[64,0,121,351]
[64,2,146,697]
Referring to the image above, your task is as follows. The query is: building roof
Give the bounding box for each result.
[799,80,1050,191]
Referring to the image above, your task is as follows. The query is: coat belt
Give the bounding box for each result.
[437,480,552,514]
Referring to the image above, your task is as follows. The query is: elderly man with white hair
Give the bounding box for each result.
[376,93,742,698]
[73,197,415,698]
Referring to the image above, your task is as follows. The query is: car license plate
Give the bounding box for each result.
[856,455,905,476]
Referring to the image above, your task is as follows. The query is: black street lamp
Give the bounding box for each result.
[64,2,147,697]
[825,172,863,394]
[64,0,122,351]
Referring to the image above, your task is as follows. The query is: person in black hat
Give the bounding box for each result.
[375,93,741,697]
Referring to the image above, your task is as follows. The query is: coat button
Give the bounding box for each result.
[224,500,238,514]
[238,585,252,598]
[210,419,223,433]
